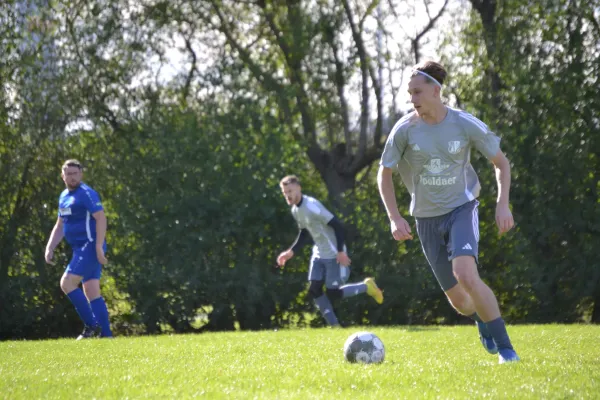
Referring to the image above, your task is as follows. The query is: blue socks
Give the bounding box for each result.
[468,312,483,323]
[314,294,339,326]
[90,297,113,337]
[341,283,367,298]
[469,312,492,337]
[67,288,97,328]
[67,289,113,337]
[486,317,514,350]
[469,313,514,351]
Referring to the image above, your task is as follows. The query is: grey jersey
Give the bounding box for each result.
[380,107,500,217]
[291,195,341,259]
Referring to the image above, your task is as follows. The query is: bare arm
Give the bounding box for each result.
[377,166,402,220]
[93,210,107,245]
[46,217,64,251]
[45,217,64,264]
[490,149,514,234]
[377,165,413,241]
[491,150,511,205]
[92,210,108,264]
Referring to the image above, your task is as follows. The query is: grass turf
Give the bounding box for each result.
[1,324,599,399]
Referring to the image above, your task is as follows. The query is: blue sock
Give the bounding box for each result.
[66,288,97,328]
[486,317,514,350]
[341,283,367,298]
[468,312,491,337]
[90,297,113,337]
[314,294,339,326]
[468,312,483,323]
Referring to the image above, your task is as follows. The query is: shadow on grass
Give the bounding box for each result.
[403,326,441,332]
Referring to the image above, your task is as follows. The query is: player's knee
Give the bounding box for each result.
[60,274,77,293]
[452,256,478,285]
[453,267,481,292]
[446,289,472,313]
[449,297,471,313]
[325,287,343,300]
[308,281,324,299]
[83,280,101,300]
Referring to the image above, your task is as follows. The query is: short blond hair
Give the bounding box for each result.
[280,175,300,186]
[62,159,83,171]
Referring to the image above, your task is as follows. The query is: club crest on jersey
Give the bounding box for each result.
[448,141,461,154]
[423,158,449,174]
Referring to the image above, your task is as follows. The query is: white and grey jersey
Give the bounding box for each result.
[291,195,342,259]
[380,107,500,218]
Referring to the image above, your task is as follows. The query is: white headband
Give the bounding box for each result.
[412,70,442,88]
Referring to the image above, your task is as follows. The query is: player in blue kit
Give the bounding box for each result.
[378,61,519,363]
[45,160,113,339]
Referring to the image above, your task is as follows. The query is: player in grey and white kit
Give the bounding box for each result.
[378,61,520,363]
[277,175,383,327]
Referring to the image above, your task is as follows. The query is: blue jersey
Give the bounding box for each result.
[58,183,104,246]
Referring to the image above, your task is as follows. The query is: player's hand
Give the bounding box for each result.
[45,248,55,265]
[276,250,294,267]
[336,252,351,267]
[390,216,413,241]
[495,203,514,235]
[96,245,108,265]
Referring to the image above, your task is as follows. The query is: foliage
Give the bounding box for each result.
[446,0,600,322]
[1,0,599,339]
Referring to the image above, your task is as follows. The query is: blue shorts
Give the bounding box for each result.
[65,241,106,283]
[415,200,480,291]
[308,257,350,288]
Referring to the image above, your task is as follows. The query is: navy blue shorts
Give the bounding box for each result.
[65,241,106,283]
[415,200,480,291]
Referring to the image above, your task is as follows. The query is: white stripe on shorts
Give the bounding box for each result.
[473,206,480,242]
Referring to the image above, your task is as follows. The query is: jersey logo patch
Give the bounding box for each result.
[59,207,72,216]
[412,143,420,151]
[448,141,461,154]
[423,158,449,174]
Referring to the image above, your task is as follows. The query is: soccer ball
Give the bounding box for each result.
[343,331,385,364]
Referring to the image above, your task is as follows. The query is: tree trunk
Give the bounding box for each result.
[469,0,504,115]
[306,144,378,210]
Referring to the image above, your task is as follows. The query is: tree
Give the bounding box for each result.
[136,0,450,206]
[449,0,600,322]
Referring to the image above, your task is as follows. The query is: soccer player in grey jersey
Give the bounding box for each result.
[277,175,383,327]
[378,61,519,364]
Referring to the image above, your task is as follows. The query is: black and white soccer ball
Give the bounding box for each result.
[343,331,385,364]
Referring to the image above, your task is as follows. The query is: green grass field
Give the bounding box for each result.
[1,325,599,399]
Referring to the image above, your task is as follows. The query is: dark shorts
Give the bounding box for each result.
[65,241,106,283]
[308,257,350,288]
[415,200,480,291]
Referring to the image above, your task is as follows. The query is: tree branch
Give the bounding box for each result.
[359,0,381,30]
[258,0,317,144]
[411,0,450,62]
[341,0,370,161]
[207,0,301,141]
[182,35,198,105]
[322,17,351,154]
